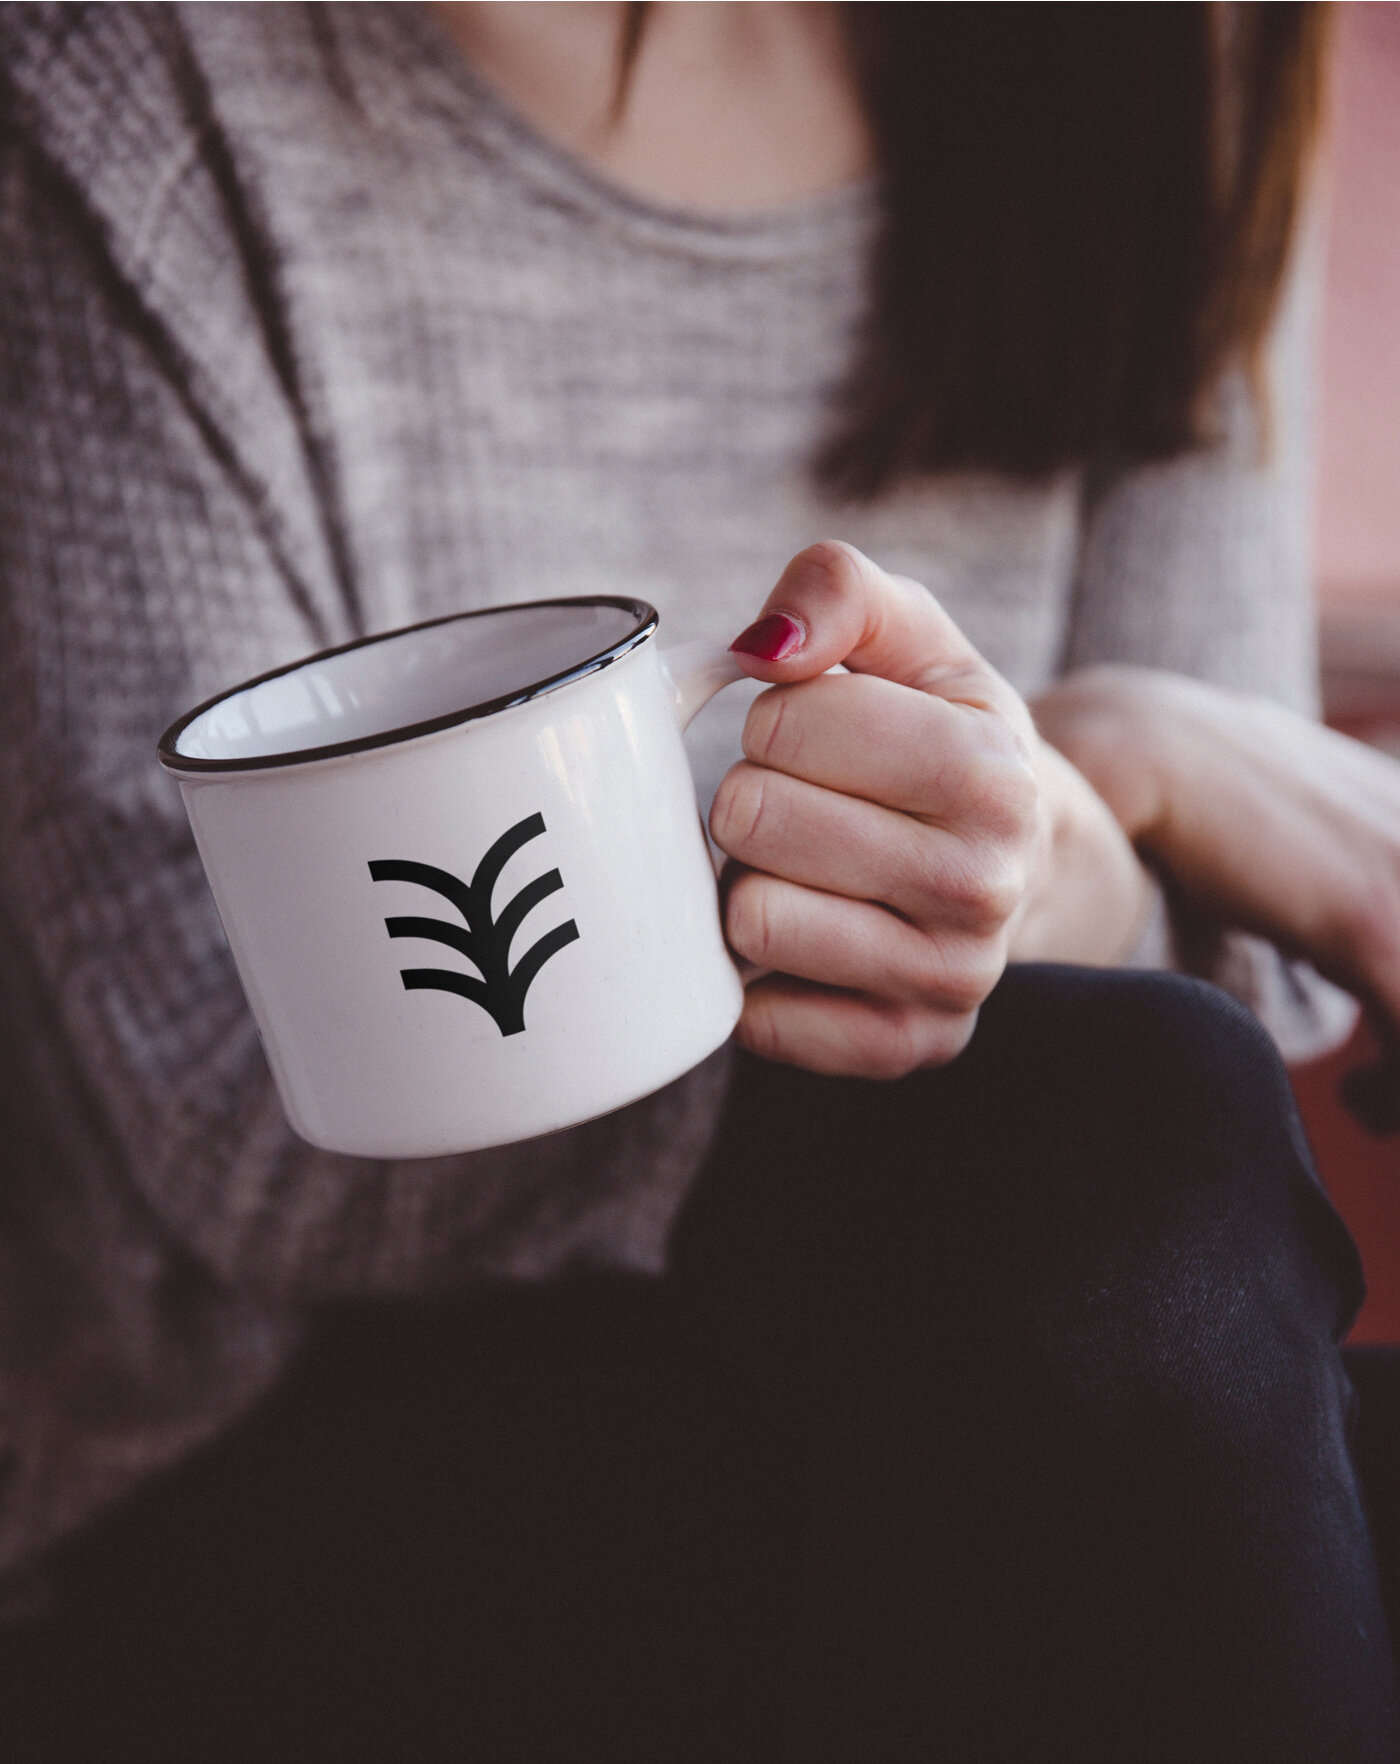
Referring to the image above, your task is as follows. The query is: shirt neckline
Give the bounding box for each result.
[381,3,878,261]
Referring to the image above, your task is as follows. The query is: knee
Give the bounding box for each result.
[958,965,1363,1353]
[973,964,1305,1173]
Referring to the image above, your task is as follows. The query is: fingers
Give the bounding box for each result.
[734,973,980,1079]
[714,540,1042,1079]
[740,671,1036,827]
[723,866,1003,1011]
[728,540,1030,731]
[711,763,1025,933]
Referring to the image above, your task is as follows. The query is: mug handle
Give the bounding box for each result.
[659,640,850,730]
[658,640,749,730]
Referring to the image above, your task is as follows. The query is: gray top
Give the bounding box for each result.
[0,0,1352,1592]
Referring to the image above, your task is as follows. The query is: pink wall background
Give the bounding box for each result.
[1316,2,1400,605]
[1296,5,1400,1346]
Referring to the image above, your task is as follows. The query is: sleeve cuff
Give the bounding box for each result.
[1115,870,1359,1064]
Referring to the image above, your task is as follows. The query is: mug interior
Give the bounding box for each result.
[163,599,652,771]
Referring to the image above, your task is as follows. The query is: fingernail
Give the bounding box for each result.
[729,613,804,662]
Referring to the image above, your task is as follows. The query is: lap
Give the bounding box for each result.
[674,963,1363,1370]
[669,965,1388,1759]
[1,965,1391,1762]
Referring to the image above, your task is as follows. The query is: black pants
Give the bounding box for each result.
[3,967,1397,1761]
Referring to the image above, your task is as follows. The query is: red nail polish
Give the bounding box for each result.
[729,613,804,662]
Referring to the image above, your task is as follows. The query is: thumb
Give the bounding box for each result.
[729,541,1015,715]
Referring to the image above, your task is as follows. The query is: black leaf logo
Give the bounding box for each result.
[369,813,579,1037]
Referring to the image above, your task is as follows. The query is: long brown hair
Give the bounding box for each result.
[619,2,1330,497]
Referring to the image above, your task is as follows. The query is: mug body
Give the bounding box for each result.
[161,601,743,1158]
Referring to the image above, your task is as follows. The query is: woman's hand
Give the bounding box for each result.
[1034,664,1400,1035]
[712,543,1154,1076]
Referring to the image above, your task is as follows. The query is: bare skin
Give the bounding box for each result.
[428,2,873,210]
[1036,667,1400,1034]
[717,543,1152,1076]
[427,2,1398,1078]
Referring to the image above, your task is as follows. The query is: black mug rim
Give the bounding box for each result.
[157,596,659,776]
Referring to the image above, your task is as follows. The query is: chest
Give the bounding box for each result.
[201,11,1085,719]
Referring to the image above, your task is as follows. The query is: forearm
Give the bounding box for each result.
[1034,663,1400,1040]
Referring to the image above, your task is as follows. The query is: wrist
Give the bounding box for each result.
[1111,865,1173,968]
[1008,736,1156,966]
[1030,665,1173,843]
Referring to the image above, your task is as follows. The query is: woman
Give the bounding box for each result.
[1,2,1397,1757]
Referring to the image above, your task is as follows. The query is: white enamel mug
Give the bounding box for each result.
[158,598,747,1158]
